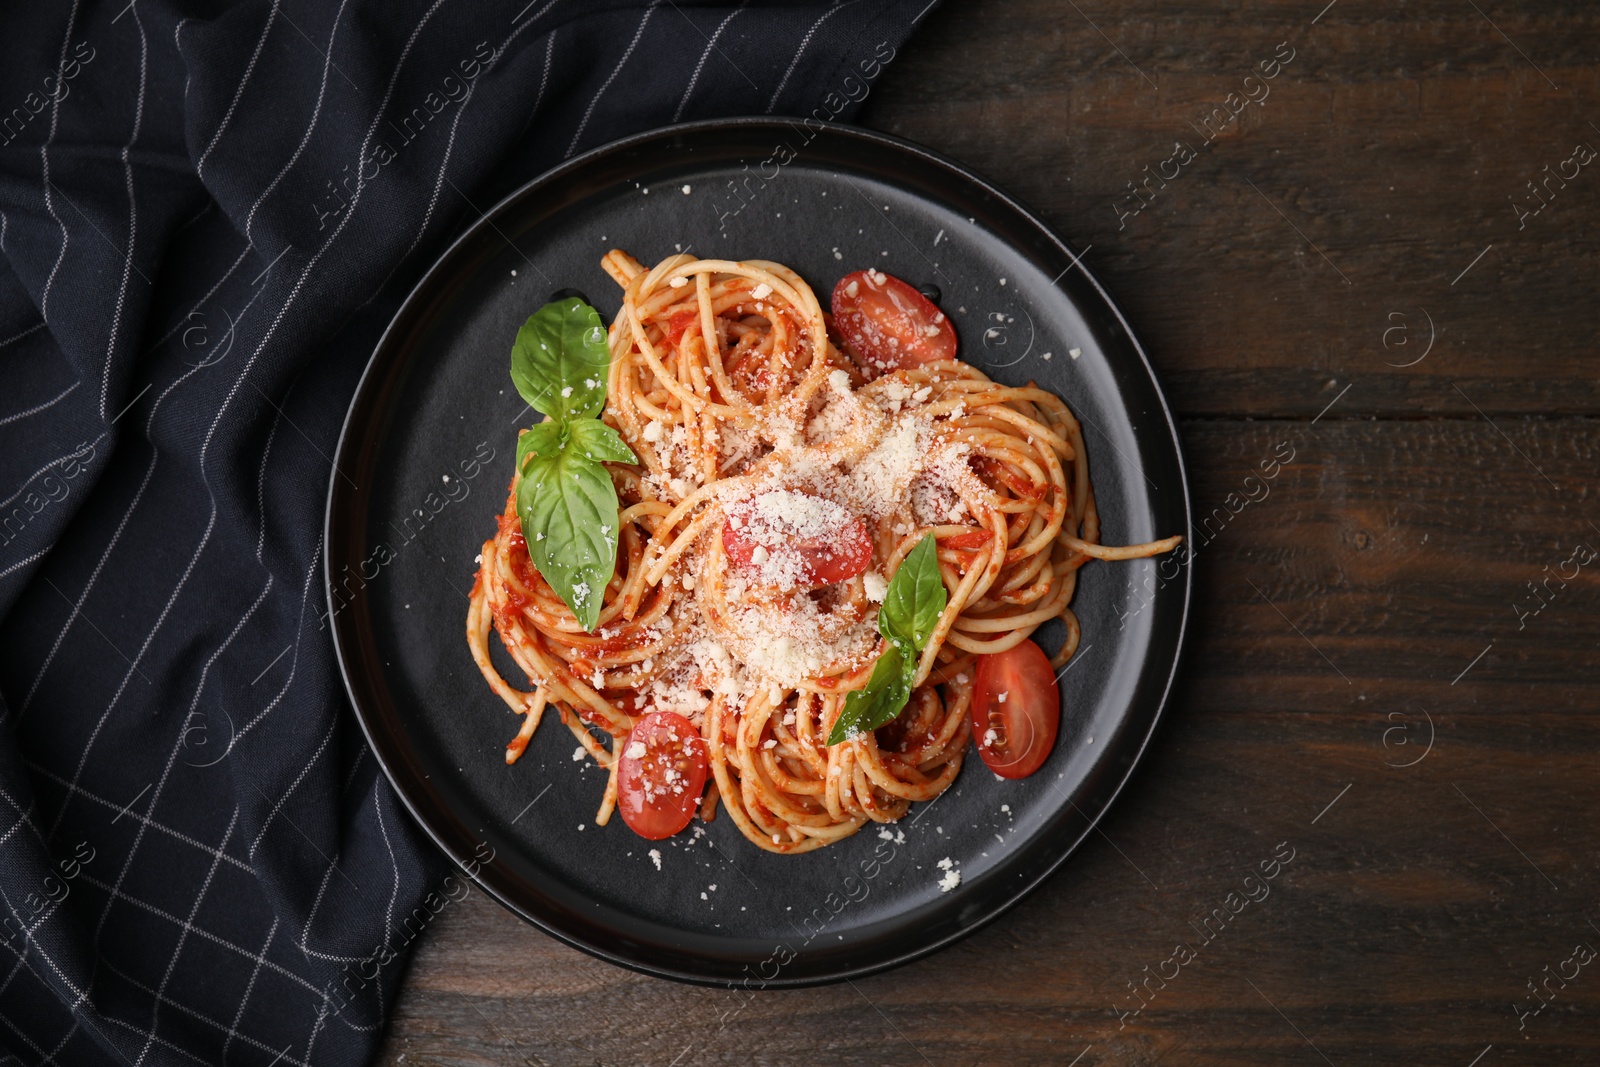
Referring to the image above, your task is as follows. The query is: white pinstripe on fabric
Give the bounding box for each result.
[566,1,660,156]
[0,380,78,429]
[253,403,284,564]
[256,717,336,865]
[100,1011,234,1067]
[366,787,403,1026]
[196,0,282,180]
[37,1018,77,1066]
[336,0,464,305]
[766,0,859,113]
[218,917,277,1065]
[0,1008,51,1064]
[368,2,560,301]
[130,810,238,1067]
[72,874,323,999]
[98,0,152,423]
[141,239,253,354]
[84,573,274,967]
[37,0,85,324]
[0,548,51,585]
[0,321,46,352]
[674,1,749,122]
[224,542,319,759]
[102,960,314,1067]
[23,765,253,878]
[293,839,368,967]
[42,502,220,843]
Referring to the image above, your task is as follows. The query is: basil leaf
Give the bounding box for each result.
[825,534,948,746]
[826,646,914,746]
[510,299,611,422]
[514,420,567,480]
[879,534,947,650]
[567,418,638,465]
[515,445,620,632]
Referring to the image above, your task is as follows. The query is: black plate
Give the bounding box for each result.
[326,118,1192,987]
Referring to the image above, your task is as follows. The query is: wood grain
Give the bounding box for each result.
[866,0,1600,419]
[380,2,1600,1063]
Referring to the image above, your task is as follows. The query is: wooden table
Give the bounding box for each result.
[379,2,1600,1063]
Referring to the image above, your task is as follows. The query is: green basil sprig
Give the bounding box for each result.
[510,298,637,632]
[827,534,948,745]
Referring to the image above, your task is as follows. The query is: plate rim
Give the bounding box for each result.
[325,115,1194,987]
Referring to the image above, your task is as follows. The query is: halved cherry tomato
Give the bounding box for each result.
[617,711,709,840]
[721,491,873,587]
[970,640,1060,779]
[831,269,958,375]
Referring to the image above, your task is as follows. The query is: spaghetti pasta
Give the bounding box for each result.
[467,251,1181,854]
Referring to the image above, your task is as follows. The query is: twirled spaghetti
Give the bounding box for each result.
[467,251,1181,854]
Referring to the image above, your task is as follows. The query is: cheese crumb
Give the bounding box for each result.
[642,420,665,442]
[624,741,647,760]
[669,276,688,288]
[752,283,772,300]
[648,849,662,870]
[828,368,851,393]
[572,747,586,761]
[862,572,888,603]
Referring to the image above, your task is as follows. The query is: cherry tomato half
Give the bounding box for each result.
[830,269,958,375]
[722,491,874,587]
[970,640,1060,779]
[617,711,709,840]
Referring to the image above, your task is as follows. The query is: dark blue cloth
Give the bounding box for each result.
[0,2,934,1063]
